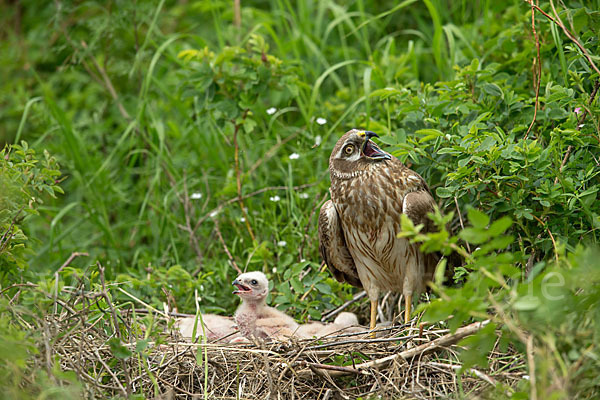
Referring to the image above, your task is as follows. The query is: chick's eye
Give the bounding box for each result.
[251,279,258,285]
[344,145,354,155]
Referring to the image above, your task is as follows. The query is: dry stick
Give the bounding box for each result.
[453,196,471,253]
[0,282,37,296]
[525,0,542,140]
[213,219,242,275]
[305,362,367,375]
[427,362,498,387]
[41,317,57,384]
[97,262,132,397]
[305,333,421,350]
[321,290,367,322]
[116,287,170,319]
[299,319,490,378]
[532,215,559,264]
[233,0,241,28]
[526,335,537,400]
[547,0,600,76]
[93,348,128,397]
[53,252,89,314]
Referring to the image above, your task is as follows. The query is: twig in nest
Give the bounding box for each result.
[298,319,491,377]
[54,252,88,314]
[213,219,242,274]
[97,261,132,396]
[427,361,499,387]
[116,287,170,319]
[321,290,367,322]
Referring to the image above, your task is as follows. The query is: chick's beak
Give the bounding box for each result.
[232,279,251,295]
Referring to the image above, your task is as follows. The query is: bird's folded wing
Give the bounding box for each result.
[402,189,441,281]
[318,200,362,288]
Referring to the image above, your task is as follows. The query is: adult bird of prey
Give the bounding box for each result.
[318,129,439,331]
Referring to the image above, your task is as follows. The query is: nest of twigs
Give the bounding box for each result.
[15,278,526,399]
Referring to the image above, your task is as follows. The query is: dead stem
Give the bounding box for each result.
[525,0,541,140]
[213,219,242,275]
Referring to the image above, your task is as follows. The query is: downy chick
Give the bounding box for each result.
[232,271,298,341]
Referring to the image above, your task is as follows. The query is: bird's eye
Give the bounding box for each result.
[251,279,258,285]
[344,145,354,155]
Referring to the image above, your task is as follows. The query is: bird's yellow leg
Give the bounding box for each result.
[404,294,412,325]
[370,299,378,337]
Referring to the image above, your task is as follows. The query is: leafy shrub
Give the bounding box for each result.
[0,142,63,284]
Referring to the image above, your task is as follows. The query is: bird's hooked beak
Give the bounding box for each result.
[361,131,391,160]
[232,278,251,295]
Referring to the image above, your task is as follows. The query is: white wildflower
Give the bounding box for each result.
[272,267,277,274]
[299,193,309,199]
[209,210,219,218]
[267,107,277,115]
[579,124,585,129]
[289,153,300,160]
[277,241,287,247]
[300,258,306,263]
[269,195,281,202]
[314,135,322,146]
[240,217,246,222]
[316,117,327,125]
[190,192,202,200]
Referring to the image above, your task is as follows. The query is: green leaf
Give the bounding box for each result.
[482,83,503,99]
[435,187,453,198]
[108,338,132,360]
[467,208,490,229]
[513,295,541,311]
[135,339,149,353]
[415,128,444,143]
[459,227,488,244]
[487,216,512,236]
[458,322,497,370]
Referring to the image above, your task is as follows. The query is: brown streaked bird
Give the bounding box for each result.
[318,129,439,331]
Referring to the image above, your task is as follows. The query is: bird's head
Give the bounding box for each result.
[329,129,391,175]
[232,271,269,302]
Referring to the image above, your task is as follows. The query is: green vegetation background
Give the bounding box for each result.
[1,0,599,398]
